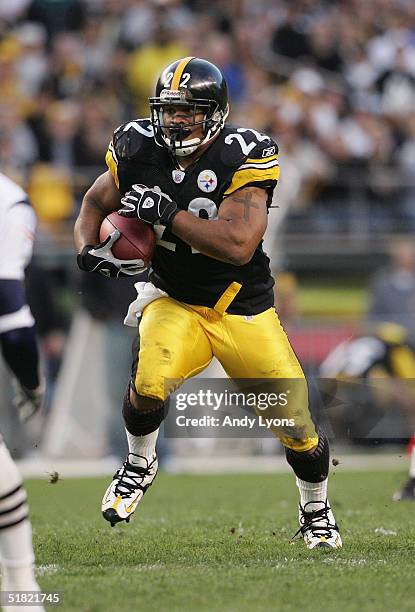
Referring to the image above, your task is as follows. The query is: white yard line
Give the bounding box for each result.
[16,452,408,478]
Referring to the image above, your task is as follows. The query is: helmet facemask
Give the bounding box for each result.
[150,89,229,157]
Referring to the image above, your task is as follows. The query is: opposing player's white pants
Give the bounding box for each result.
[0,203,36,281]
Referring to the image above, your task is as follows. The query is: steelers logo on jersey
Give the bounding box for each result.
[197,170,217,193]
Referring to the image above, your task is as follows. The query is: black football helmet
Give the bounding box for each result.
[149,57,229,157]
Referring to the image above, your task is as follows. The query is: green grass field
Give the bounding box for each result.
[26,470,415,612]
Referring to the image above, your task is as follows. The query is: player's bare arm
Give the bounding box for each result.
[74,171,121,252]
[171,186,268,266]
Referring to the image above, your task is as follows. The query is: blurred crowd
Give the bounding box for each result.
[0,0,415,231]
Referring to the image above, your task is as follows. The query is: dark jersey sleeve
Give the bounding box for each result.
[105,119,154,194]
[223,136,279,206]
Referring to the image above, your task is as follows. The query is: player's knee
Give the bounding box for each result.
[284,430,330,483]
[122,385,167,436]
[129,386,162,412]
[281,435,319,453]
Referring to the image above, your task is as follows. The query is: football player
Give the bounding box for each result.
[320,322,415,501]
[0,172,45,611]
[75,57,342,549]
[0,173,45,422]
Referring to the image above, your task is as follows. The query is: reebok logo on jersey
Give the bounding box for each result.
[142,197,155,209]
[262,146,276,157]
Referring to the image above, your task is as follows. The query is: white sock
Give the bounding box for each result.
[296,477,328,511]
[2,558,40,591]
[409,444,415,479]
[0,442,39,591]
[125,428,159,466]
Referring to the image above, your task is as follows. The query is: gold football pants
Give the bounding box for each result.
[133,297,318,451]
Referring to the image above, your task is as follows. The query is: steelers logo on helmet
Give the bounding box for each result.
[197,170,217,193]
[149,57,229,157]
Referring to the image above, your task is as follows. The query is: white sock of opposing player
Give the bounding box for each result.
[0,442,40,591]
[296,476,328,511]
[409,444,415,479]
[125,428,159,466]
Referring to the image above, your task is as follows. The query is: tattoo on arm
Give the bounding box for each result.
[232,191,261,221]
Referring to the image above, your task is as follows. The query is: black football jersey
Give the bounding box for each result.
[105,119,280,315]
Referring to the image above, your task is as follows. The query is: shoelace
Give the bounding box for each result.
[291,500,338,541]
[114,455,156,498]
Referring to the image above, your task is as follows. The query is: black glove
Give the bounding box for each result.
[119,184,179,228]
[77,231,146,278]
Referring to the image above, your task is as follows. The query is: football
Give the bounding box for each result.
[99,212,156,264]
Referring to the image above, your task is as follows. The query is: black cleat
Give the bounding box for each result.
[103,508,125,526]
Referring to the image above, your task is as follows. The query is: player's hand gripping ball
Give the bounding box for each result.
[77,212,155,278]
[119,184,179,228]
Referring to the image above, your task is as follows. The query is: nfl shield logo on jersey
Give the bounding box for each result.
[172,169,185,184]
[197,170,217,193]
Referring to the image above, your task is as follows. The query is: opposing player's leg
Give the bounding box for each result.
[0,438,45,612]
[213,306,342,549]
[0,279,45,423]
[0,203,44,424]
[102,297,213,525]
